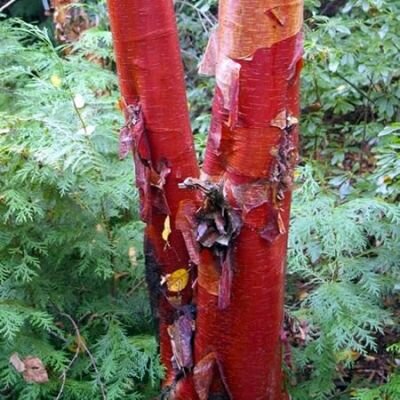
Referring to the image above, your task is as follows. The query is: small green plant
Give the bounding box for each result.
[373,124,400,200]
[0,18,162,399]
[286,166,400,399]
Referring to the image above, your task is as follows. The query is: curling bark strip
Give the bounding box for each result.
[107,0,199,389]
[195,1,304,399]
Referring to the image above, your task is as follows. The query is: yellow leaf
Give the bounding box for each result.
[162,215,172,242]
[50,74,62,88]
[68,335,87,353]
[335,350,360,362]
[298,290,309,301]
[96,224,104,233]
[383,175,392,184]
[164,268,189,293]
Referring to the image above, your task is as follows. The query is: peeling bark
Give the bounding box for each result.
[107,0,199,390]
[196,1,304,399]
[109,1,303,399]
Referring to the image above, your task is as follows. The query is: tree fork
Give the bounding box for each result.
[108,0,303,399]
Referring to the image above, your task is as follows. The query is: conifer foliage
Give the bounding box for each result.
[0,17,163,399]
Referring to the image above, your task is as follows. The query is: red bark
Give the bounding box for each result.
[108,1,303,399]
[107,0,199,388]
[195,1,303,399]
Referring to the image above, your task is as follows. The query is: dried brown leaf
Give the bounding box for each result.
[23,357,49,384]
[10,353,25,373]
[10,354,49,384]
[168,314,195,371]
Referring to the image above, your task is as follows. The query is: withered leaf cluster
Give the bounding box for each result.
[51,0,95,45]
[9,353,49,384]
[178,178,242,309]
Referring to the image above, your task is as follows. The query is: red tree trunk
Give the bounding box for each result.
[108,1,303,399]
[195,1,303,399]
[107,0,199,391]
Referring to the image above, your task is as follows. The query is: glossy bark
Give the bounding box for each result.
[108,0,303,399]
[107,0,199,387]
[196,1,303,398]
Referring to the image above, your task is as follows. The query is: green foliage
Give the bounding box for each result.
[285,2,400,397]
[0,16,162,399]
[351,342,400,400]
[302,0,400,182]
[374,123,400,199]
[287,166,399,399]
[176,0,218,160]
[351,375,400,400]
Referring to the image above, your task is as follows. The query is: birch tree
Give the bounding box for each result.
[108,1,303,398]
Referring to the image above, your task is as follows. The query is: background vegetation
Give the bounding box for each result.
[0,0,399,399]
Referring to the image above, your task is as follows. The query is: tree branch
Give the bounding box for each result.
[0,0,18,13]
[55,346,80,400]
[60,312,107,400]
[334,70,375,104]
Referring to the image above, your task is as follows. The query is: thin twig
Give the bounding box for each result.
[43,40,88,132]
[334,71,375,104]
[78,311,93,324]
[312,69,322,159]
[60,312,107,400]
[69,91,88,131]
[0,0,18,13]
[176,0,217,28]
[55,346,80,400]
[127,277,146,297]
